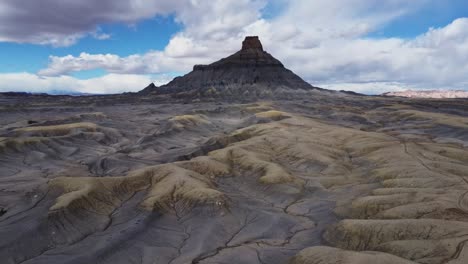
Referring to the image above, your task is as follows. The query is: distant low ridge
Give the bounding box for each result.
[140,36,322,98]
[383,90,468,99]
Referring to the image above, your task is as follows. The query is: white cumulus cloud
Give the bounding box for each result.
[0,73,169,94]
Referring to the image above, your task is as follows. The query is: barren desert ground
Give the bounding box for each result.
[1,93,468,264]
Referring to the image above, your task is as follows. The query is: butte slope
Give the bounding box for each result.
[140,36,322,99]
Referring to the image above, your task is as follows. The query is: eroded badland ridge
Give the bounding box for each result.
[1,37,468,264]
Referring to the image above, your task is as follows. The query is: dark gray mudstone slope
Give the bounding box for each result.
[140,36,321,98]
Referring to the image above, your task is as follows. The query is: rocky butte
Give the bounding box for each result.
[140,36,321,98]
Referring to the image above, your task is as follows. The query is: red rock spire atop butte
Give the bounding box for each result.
[242,36,263,51]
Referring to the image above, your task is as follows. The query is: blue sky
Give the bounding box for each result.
[0,0,467,94]
[0,15,181,74]
[372,0,468,38]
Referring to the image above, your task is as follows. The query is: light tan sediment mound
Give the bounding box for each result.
[175,156,230,178]
[395,109,468,128]
[50,163,227,214]
[350,187,465,220]
[49,175,147,212]
[255,110,291,121]
[324,219,468,263]
[366,106,468,130]
[168,114,211,129]
[322,116,468,263]
[47,162,228,244]
[154,114,214,136]
[12,122,121,141]
[134,164,226,211]
[210,146,296,184]
[244,102,273,113]
[0,122,122,154]
[0,136,50,153]
[290,246,417,264]
[14,122,99,137]
[47,174,149,244]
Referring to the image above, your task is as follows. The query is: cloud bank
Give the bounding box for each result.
[0,73,172,94]
[0,0,186,47]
